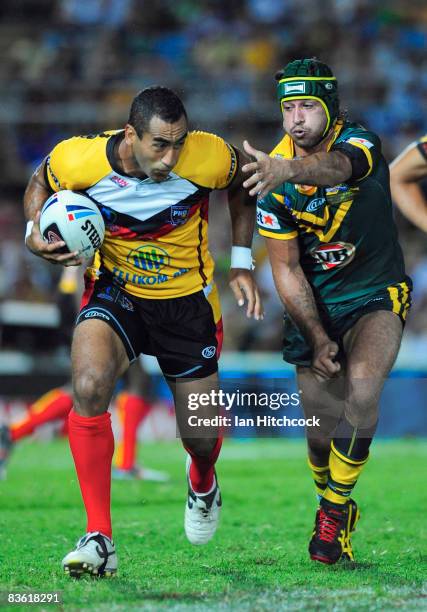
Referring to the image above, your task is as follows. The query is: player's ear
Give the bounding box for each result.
[124,124,138,145]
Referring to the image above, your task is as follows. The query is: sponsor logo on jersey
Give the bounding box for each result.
[310,241,356,270]
[112,265,189,287]
[202,346,216,358]
[257,207,280,229]
[306,197,325,213]
[284,81,306,95]
[170,205,191,226]
[126,245,170,272]
[347,137,374,149]
[325,185,349,196]
[110,175,129,188]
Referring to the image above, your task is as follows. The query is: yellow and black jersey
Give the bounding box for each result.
[45,130,238,299]
[416,134,427,160]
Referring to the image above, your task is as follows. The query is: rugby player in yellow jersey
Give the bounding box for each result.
[24,86,262,577]
[242,59,411,564]
[390,135,427,231]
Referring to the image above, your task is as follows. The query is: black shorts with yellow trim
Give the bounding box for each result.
[283,277,412,367]
[76,274,223,380]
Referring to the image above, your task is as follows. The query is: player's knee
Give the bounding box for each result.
[73,368,114,416]
[308,436,331,453]
[183,437,218,458]
[344,395,378,429]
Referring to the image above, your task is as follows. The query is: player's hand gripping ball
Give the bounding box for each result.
[40,190,105,259]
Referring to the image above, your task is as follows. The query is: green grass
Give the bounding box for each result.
[0,438,426,611]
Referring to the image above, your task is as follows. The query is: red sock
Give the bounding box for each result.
[114,393,151,471]
[68,410,114,539]
[10,389,73,442]
[184,438,222,493]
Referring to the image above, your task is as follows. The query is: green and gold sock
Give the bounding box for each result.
[323,415,375,506]
[307,458,329,501]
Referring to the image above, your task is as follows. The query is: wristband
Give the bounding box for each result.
[24,220,34,244]
[230,246,254,270]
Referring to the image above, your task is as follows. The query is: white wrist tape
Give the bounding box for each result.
[25,220,34,244]
[230,246,254,270]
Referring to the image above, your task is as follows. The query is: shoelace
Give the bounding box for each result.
[317,509,343,543]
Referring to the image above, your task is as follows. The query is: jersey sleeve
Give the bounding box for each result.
[173,131,238,190]
[332,126,382,182]
[257,191,299,240]
[416,135,427,161]
[45,135,112,192]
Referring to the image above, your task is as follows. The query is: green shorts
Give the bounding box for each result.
[282,278,412,367]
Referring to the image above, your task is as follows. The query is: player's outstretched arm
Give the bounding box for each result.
[390,142,427,233]
[227,150,263,320]
[266,236,340,379]
[241,140,352,198]
[24,160,82,266]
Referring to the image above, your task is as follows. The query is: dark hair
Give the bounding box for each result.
[128,86,187,138]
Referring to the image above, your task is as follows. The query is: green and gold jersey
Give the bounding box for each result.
[257,120,407,304]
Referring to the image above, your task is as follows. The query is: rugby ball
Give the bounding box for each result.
[40,190,105,259]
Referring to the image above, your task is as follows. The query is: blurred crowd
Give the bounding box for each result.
[0,0,427,350]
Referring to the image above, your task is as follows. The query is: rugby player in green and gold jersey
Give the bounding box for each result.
[242,58,412,564]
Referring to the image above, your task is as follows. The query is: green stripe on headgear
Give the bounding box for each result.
[276,59,339,135]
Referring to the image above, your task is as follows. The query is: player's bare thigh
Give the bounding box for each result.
[343,310,403,378]
[71,319,130,416]
[342,310,403,427]
[298,311,403,426]
[297,366,346,444]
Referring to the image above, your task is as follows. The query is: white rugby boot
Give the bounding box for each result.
[62,532,117,578]
[184,456,222,545]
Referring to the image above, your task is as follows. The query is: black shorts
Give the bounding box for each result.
[76,275,223,380]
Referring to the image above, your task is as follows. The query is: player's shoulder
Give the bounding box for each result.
[334,120,381,150]
[47,130,119,190]
[173,130,237,189]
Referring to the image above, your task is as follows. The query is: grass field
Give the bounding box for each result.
[0,438,426,611]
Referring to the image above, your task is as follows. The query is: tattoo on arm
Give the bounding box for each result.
[272,260,328,347]
[287,151,352,186]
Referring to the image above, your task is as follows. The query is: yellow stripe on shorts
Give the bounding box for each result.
[387,281,411,320]
[387,285,401,315]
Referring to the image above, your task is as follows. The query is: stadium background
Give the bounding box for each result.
[0,2,426,609]
[0,0,426,431]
